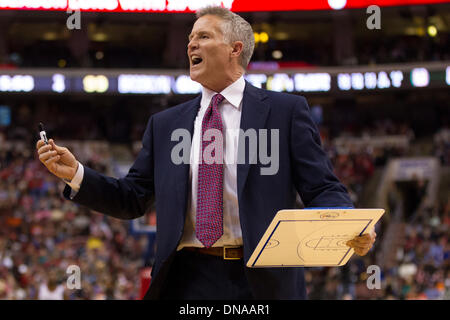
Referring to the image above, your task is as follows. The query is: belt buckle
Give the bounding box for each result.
[223,245,241,260]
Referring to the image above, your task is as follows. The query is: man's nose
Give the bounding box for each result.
[188,39,198,51]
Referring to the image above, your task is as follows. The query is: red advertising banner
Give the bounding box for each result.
[0,0,448,13]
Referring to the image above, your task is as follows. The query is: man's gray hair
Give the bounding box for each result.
[196,6,255,70]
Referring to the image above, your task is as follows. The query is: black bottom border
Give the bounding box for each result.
[1,300,441,319]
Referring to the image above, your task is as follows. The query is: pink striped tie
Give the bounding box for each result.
[196,93,225,248]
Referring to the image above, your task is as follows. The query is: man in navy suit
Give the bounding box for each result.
[36,6,376,299]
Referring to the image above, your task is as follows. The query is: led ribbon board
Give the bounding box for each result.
[0,0,448,13]
[0,64,448,94]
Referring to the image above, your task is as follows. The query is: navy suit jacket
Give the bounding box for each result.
[63,81,353,299]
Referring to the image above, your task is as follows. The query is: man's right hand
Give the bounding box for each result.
[36,139,78,181]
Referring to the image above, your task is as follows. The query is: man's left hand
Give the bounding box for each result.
[346,228,376,256]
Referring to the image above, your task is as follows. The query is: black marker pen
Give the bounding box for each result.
[38,122,48,145]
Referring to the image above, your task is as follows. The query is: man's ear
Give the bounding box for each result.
[231,41,244,58]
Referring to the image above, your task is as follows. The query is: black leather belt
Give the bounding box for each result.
[183,246,243,260]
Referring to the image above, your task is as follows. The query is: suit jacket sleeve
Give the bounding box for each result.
[290,96,354,208]
[63,116,155,220]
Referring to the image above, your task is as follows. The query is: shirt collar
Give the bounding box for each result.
[200,76,245,110]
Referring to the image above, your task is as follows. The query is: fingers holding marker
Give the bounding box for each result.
[44,153,60,166]
[37,140,61,168]
[49,139,66,154]
[36,124,76,180]
[39,149,57,162]
[37,143,53,156]
[36,139,45,149]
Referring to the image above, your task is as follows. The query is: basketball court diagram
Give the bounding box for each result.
[296,223,366,264]
[304,235,349,249]
[247,209,384,268]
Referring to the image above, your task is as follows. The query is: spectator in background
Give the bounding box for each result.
[37,271,65,300]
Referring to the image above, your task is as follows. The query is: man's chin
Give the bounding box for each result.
[189,70,202,83]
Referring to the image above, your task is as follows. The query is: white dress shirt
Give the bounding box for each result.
[177,76,245,250]
[65,76,246,250]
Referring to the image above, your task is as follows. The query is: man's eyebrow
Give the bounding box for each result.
[188,31,211,40]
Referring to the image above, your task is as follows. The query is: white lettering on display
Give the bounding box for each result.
[68,0,118,10]
[83,75,109,93]
[338,70,403,90]
[52,74,66,93]
[364,72,377,89]
[267,73,294,92]
[377,71,390,89]
[337,73,352,91]
[166,0,233,11]
[118,74,171,94]
[294,73,331,92]
[390,70,403,88]
[0,0,66,9]
[173,75,202,94]
[0,0,225,11]
[411,68,430,87]
[166,0,185,10]
[0,75,34,92]
[119,0,165,11]
[351,73,364,90]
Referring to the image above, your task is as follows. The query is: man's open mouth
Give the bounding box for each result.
[191,55,203,66]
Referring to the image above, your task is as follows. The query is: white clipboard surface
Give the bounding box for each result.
[247,208,384,268]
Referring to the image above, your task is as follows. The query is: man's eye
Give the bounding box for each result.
[201,35,209,39]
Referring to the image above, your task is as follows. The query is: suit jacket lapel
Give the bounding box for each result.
[237,81,270,202]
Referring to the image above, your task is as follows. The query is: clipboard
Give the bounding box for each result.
[246,208,384,268]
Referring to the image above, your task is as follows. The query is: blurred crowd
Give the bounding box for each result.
[0,101,448,300]
[305,199,449,300]
[0,134,148,299]
[320,119,414,206]
[389,203,449,300]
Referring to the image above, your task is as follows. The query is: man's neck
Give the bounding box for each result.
[203,69,244,93]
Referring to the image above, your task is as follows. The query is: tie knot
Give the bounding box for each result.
[211,94,225,108]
